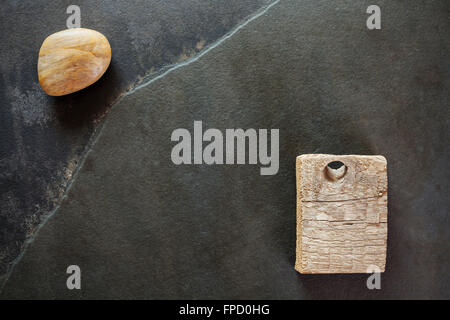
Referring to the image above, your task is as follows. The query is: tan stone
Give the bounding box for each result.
[38,28,111,96]
[295,154,388,274]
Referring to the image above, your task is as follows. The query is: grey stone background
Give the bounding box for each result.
[0,0,272,283]
[0,0,449,299]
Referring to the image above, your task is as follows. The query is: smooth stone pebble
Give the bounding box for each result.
[38,28,111,96]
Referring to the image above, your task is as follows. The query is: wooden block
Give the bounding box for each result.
[295,154,388,274]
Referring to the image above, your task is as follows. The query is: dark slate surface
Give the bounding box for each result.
[1,0,450,299]
[0,0,273,282]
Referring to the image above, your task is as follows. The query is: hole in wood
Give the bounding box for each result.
[326,161,347,181]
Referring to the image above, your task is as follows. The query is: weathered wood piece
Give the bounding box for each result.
[295,154,388,274]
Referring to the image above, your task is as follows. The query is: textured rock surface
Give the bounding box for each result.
[295,154,388,274]
[38,28,112,96]
[0,0,273,282]
[1,0,449,299]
